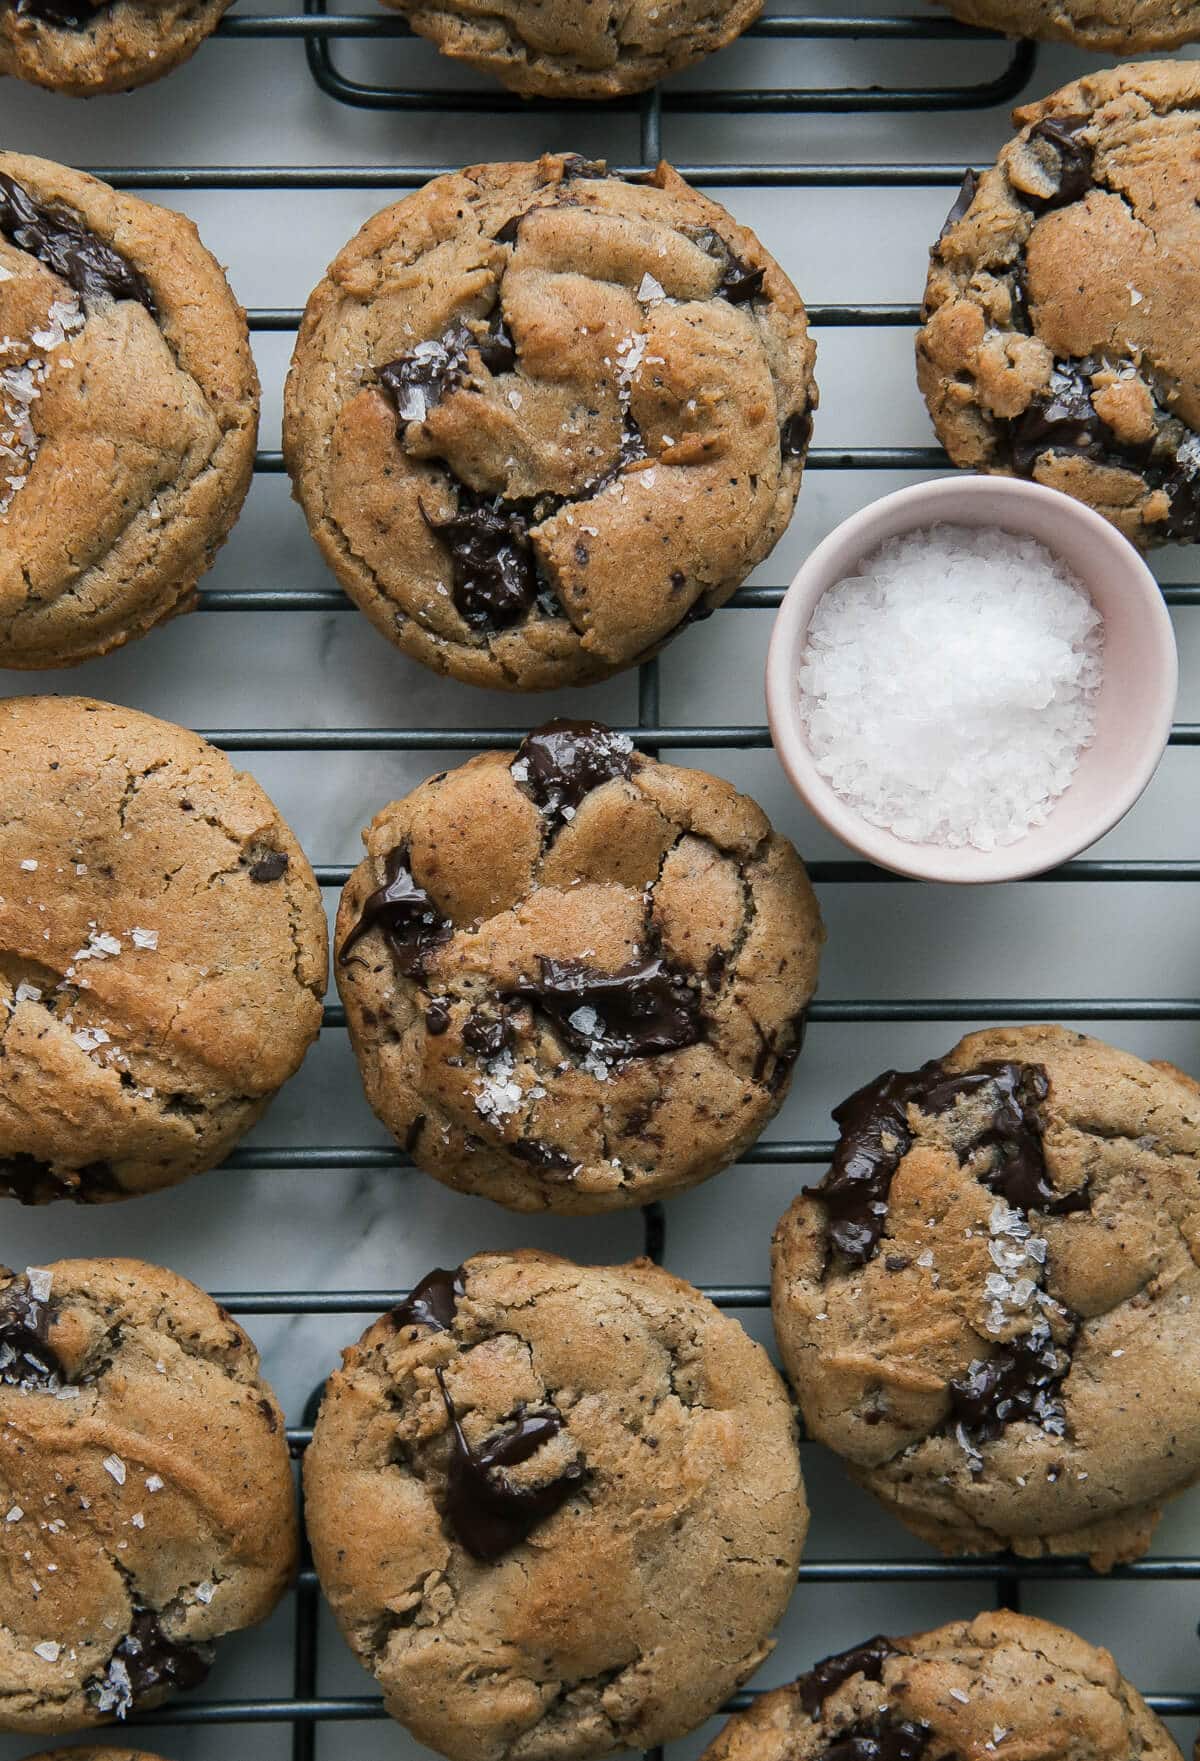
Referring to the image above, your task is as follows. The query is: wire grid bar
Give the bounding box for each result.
[69,15,1197,1756]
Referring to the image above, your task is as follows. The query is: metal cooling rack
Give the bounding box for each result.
[68,10,1200,1755]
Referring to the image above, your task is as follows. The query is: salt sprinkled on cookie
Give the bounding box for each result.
[797,523,1102,850]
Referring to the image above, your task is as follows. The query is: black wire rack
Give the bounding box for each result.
[65,7,1200,1755]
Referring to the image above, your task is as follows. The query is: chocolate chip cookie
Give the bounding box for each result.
[24,1751,168,1760]
[0,1257,297,1735]
[0,695,328,1203]
[772,1025,1200,1569]
[305,1250,807,1761]
[335,721,823,1213]
[376,0,762,99]
[0,152,258,667]
[937,0,1200,53]
[918,63,1200,547]
[701,1611,1181,1761]
[284,153,816,691]
[0,0,229,94]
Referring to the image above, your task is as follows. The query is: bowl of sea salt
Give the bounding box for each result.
[766,476,1177,883]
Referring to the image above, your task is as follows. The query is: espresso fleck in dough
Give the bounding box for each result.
[701,1612,1181,1761]
[305,1250,807,1761]
[0,1258,296,1736]
[285,154,816,691]
[370,0,763,99]
[0,152,259,666]
[919,64,1200,547]
[0,696,327,1202]
[335,725,823,1213]
[772,1025,1200,1569]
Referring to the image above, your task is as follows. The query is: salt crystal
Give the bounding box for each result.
[195,1579,215,1603]
[19,859,36,871]
[796,524,1104,849]
[33,1640,59,1662]
[130,927,158,950]
[14,982,40,1004]
[102,1454,126,1485]
[146,1474,164,1492]
[5,1505,22,1522]
[949,1688,969,1704]
[637,272,666,303]
[25,1267,51,1302]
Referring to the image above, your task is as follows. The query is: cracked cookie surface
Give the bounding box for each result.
[0,0,229,94]
[772,1025,1200,1569]
[0,1257,297,1735]
[375,0,762,99]
[284,153,816,691]
[0,695,328,1202]
[918,63,1200,547]
[305,1249,808,1761]
[700,1610,1181,1761]
[0,152,258,666]
[334,721,823,1213]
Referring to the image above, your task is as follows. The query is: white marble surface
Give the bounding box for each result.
[1,13,1199,1757]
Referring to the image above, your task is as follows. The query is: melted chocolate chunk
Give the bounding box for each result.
[391,1266,465,1333]
[949,1319,1073,1454]
[799,1636,895,1718]
[1007,359,1200,541]
[1023,116,1093,214]
[338,844,452,977]
[510,955,702,1063]
[559,155,608,181]
[463,1008,513,1059]
[718,254,766,304]
[818,1715,932,1761]
[435,1369,586,1560]
[11,0,107,25]
[425,999,451,1035]
[0,172,155,314]
[249,851,288,883]
[423,489,542,631]
[938,167,979,240]
[379,311,515,426]
[511,1138,582,1178]
[88,1604,212,1714]
[0,1154,117,1205]
[513,719,634,829]
[0,1277,60,1389]
[811,1059,1075,1264]
[781,410,813,458]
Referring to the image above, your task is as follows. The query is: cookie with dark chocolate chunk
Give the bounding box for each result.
[937,0,1200,54]
[701,1612,1181,1761]
[373,0,762,99]
[0,0,229,91]
[305,1250,807,1761]
[0,1258,296,1735]
[0,695,327,1201]
[772,1024,1200,1569]
[334,721,823,1212]
[918,63,1200,547]
[284,153,816,691]
[0,153,258,666]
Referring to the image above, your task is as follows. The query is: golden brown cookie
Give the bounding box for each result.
[0,695,328,1203]
[0,1258,297,1735]
[376,0,762,99]
[334,721,823,1213]
[701,1611,1181,1761]
[305,1250,807,1761]
[937,0,1200,53]
[284,153,816,691]
[772,1025,1200,1569]
[918,63,1200,547]
[0,0,229,95]
[0,152,258,666]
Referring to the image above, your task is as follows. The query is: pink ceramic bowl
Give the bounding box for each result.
[765,475,1178,884]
